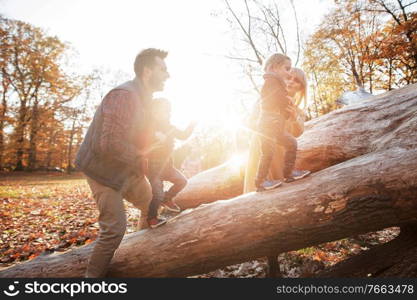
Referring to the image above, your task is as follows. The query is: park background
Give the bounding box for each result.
[0,0,416,277]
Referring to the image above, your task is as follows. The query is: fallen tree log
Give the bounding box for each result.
[174,158,245,210]
[295,83,417,172]
[1,144,417,277]
[315,224,417,278]
[175,83,417,209]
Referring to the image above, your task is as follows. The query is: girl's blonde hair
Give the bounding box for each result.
[263,53,291,72]
[291,67,308,109]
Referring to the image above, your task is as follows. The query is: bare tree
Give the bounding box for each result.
[223,0,302,95]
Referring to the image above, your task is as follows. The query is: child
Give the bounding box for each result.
[254,54,309,192]
[146,98,196,228]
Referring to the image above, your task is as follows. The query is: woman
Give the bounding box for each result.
[243,67,309,194]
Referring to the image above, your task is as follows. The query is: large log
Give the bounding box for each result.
[175,83,417,209]
[1,84,416,278]
[174,157,246,209]
[295,83,417,172]
[1,144,417,278]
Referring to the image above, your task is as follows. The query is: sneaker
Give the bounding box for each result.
[284,170,311,183]
[161,199,181,213]
[256,180,282,192]
[147,217,167,228]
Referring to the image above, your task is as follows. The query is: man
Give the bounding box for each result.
[75,48,170,278]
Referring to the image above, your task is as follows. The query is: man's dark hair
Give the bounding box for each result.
[134,48,168,77]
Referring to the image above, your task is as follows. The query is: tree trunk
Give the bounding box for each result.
[28,98,39,170]
[45,129,58,168]
[66,118,76,174]
[388,58,393,90]
[175,158,245,209]
[1,84,416,278]
[14,102,28,171]
[0,108,4,169]
[0,86,7,169]
[267,255,282,278]
[294,83,417,172]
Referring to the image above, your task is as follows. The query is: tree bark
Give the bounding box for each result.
[267,255,282,278]
[28,98,39,170]
[14,103,28,171]
[1,84,416,278]
[0,86,7,169]
[175,158,245,210]
[294,83,417,171]
[66,117,76,174]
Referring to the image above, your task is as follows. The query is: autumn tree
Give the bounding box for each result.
[34,108,65,168]
[0,17,85,170]
[61,74,97,173]
[302,41,346,118]
[303,0,416,117]
[365,0,417,85]
[306,1,385,91]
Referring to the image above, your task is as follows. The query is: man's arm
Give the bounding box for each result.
[99,89,142,167]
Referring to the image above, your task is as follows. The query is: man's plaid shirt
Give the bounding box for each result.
[99,88,150,172]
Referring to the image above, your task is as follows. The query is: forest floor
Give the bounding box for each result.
[0,172,400,277]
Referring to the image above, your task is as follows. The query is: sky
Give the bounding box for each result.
[1,0,333,128]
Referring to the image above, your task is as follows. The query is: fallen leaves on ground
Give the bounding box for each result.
[0,172,140,268]
[193,229,400,278]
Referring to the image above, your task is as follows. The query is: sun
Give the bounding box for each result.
[227,152,248,170]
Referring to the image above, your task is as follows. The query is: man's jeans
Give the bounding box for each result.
[255,114,297,187]
[147,160,187,219]
[85,174,152,278]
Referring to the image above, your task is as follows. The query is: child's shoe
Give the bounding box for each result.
[147,216,167,228]
[161,198,181,213]
[284,170,311,183]
[256,180,282,192]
